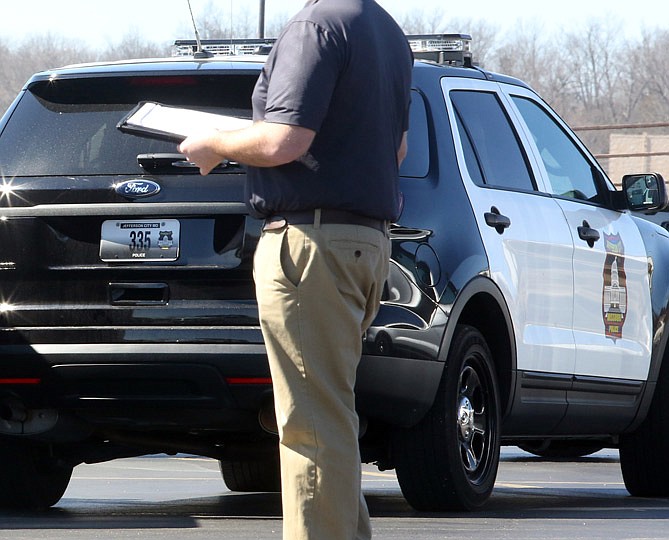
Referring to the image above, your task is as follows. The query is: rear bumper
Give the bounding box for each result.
[0,341,445,433]
[0,342,272,415]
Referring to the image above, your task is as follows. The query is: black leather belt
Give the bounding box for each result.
[265,209,387,233]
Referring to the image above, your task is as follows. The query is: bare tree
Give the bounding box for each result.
[449,18,499,68]
[99,31,170,61]
[265,16,291,38]
[6,13,669,148]
[491,20,572,114]
[0,34,100,114]
[194,0,256,39]
[558,18,628,125]
[609,32,654,124]
[0,38,14,112]
[397,8,448,35]
[633,29,669,121]
[13,33,97,73]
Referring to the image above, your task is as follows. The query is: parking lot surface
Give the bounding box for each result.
[1,447,668,539]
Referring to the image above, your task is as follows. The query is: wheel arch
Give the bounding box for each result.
[442,276,517,419]
[624,216,669,433]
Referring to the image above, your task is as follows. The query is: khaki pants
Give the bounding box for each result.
[254,219,390,540]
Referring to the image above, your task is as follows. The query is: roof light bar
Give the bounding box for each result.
[406,33,472,66]
[173,38,276,57]
[172,33,474,67]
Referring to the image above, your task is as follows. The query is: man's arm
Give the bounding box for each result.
[397,131,408,166]
[179,122,316,175]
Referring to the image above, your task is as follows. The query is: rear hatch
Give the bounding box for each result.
[0,64,263,350]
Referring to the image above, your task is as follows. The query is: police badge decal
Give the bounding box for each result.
[602,233,627,340]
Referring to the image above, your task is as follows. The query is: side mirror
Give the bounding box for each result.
[622,173,669,212]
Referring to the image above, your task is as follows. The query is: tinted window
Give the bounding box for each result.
[512,96,602,202]
[454,113,484,184]
[399,91,430,178]
[451,90,535,191]
[0,74,257,176]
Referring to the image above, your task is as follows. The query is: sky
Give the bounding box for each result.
[0,0,664,50]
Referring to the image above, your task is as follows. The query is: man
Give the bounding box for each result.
[179,1,412,538]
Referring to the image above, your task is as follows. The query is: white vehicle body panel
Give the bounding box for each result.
[441,77,653,381]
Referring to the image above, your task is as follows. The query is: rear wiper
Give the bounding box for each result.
[137,153,243,173]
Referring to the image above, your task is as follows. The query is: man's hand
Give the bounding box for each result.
[178,129,224,175]
[179,122,316,175]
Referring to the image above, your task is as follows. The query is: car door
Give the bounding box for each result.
[441,78,576,388]
[507,89,653,384]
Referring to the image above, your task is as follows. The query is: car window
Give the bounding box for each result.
[399,91,430,179]
[0,74,257,177]
[451,90,535,191]
[512,96,604,203]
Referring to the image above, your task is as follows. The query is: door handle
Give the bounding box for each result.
[484,207,511,234]
[387,225,432,241]
[577,220,600,248]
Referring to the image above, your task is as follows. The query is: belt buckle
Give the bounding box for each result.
[263,216,287,231]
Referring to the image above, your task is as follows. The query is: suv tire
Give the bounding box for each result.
[0,442,73,510]
[620,361,669,496]
[393,325,500,511]
[220,455,281,493]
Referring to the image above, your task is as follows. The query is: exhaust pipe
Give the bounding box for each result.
[258,399,278,435]
[0,398,28,423]
[0,400,60,436]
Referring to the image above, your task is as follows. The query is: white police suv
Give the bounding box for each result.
[0,34,667,511]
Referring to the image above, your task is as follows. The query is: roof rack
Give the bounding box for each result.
[172,33,473,66]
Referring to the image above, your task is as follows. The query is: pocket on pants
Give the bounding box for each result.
[327,239,382,275]
[329,238,380,256]
[279,228,308,289]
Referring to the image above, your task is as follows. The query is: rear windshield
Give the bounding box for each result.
[0,74,257,176]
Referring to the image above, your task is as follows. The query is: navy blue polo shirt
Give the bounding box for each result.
[246,0,413,222]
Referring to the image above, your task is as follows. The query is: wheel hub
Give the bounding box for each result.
[458,396,475,441]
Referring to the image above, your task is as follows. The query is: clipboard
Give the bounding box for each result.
[117,101,252,143]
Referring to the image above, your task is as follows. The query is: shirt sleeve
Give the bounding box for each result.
[263,20,342,132]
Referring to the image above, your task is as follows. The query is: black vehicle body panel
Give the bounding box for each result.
[0,61,270,452]
[0,59,492,458]
[358,62,492,426]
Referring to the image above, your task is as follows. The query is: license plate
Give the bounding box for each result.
[100,219,180,262]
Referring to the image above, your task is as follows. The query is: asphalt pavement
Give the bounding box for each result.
[1,447,668,539]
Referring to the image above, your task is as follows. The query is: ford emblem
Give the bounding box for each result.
[115,179,161,199]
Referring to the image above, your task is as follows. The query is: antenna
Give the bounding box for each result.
[258,0,266,39]
[187,0,213,58]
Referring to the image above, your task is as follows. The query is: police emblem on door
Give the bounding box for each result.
[602,233,627,340]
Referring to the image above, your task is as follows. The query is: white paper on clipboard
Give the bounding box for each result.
[117,102,252,142]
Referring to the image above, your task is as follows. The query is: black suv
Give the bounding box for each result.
[1,35,669,512]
